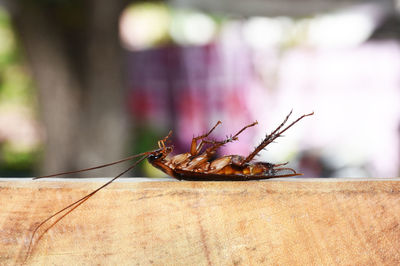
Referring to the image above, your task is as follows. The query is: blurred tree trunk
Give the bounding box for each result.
[7,1,130,176]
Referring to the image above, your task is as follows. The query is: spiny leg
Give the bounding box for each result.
[190,121,222,156]
[158,131,173,149]
[204,121,258,155]
[232,121,258,139]
[241,111,314,165]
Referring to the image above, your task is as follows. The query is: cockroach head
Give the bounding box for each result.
[148,146,173,162]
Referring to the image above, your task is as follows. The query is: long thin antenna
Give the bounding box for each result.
[25,154,149,263]
[33,150,160,179]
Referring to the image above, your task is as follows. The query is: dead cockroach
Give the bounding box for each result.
[25,110,313,261]
[148,111,313,180]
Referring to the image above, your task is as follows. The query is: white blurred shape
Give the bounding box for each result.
[243,17,288,48]
[0,106,41,151]
[119,4,170,50]
[308,11,374,47]
[170,11,216,45]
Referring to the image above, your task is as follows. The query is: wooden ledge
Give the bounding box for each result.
[2,178,400,265]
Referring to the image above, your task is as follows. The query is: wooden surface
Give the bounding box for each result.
[1,178,400,265]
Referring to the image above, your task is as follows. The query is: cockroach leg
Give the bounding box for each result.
[190,121,222,156]
[203,121,259,155]
[241,111,314,166]
[232,121,258,139]
[158,130,173,149]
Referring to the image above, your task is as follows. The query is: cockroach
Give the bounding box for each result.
[25,110,313,262]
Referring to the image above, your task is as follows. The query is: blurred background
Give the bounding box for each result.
[0,0,399,178]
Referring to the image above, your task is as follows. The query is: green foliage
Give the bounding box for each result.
[0,7,40,177]
[0,143,40,176]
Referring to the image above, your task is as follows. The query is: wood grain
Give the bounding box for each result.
[1,179,400,265]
